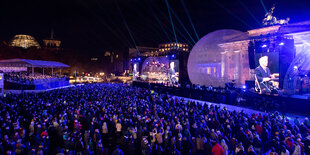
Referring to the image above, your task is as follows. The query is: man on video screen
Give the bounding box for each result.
[255,56,278,92]
[168,62,177,84]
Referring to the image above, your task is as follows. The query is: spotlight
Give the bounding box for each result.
[279,42,284,46]
[166,55,168,58]
[172,54,175,58]
[294,66,298,70]
[130,59,132,61]
[242,85,246,89]
[262,44,267,48]
[138,58,141,61]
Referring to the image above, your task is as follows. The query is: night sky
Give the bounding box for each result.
[1,0,310,53]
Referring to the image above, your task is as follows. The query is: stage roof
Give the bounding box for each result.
[0,59,70,68]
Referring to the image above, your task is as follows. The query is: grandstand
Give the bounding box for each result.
[0,58,70,92]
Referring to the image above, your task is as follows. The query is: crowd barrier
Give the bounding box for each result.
[4,78,70,90]
[133,81,310,116]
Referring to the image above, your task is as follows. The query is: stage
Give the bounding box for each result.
[129,20,310,117]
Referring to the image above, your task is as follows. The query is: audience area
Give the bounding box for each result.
[0,83,309,155]
[4,72,66,85]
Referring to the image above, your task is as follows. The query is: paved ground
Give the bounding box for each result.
[170,95,307,124]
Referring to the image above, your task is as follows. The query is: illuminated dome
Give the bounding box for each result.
[10,34,41,49]
[187,29,250,86]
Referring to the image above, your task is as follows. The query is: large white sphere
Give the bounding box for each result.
[188,29,249,86]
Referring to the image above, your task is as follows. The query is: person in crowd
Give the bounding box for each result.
[236,142,246,155]
[112,145,123,155]
[293,142,301,155]
[220,139,229,155]
[280,145,290,155]
[156,128,164,146]
[141,136,151,155]
[211,140,224,155]
[247,145,257,155]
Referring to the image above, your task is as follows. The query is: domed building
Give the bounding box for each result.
[9,34,41,49]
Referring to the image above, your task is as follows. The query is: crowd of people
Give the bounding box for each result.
[4,72,66,85]
[0,83,310,155]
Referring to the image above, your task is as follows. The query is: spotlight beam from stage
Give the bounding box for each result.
[149,3,173,43]
[237,0,263,27]
[93,0,134,45]
[97,0,167,46]
[170,8,197,44]
[124,1,173,44]
[211,0,253,29]
[259,0,268,14]
[181,0,200,42]
[115,0,139,49]
[150,1,195,47]
[77,0,133,47]
[165,0,178,44]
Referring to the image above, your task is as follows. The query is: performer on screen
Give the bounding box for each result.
[255,56,278,92]
[168,61,177,84]
[133,64,139,80]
